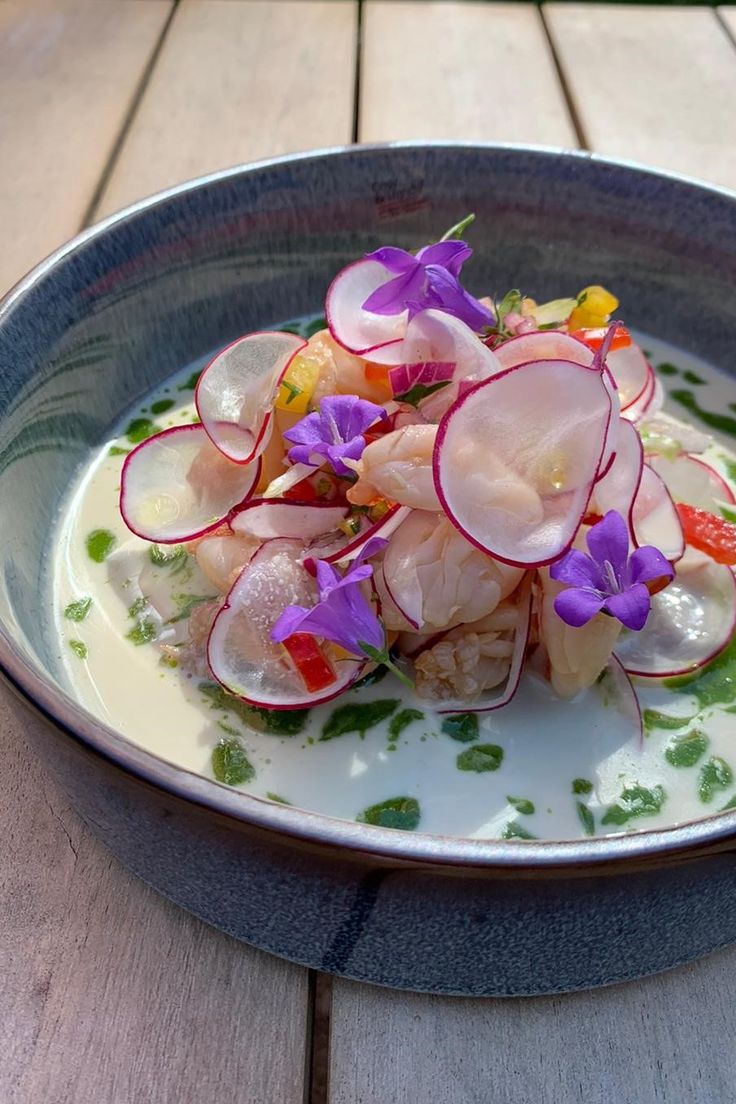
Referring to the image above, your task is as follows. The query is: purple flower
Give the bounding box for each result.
[362,241,493,332]
[550,510,674,631]
[271,538,388,659]
[283,394,386,477]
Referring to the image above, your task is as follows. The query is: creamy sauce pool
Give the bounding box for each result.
[52,331,736,840]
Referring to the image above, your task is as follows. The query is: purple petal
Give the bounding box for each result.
[282,411,326,448]
[314,559,344,599]
[604,583,651,631]
[285,443,320,467]
[362,267,426,316]
[553,587,606,628]
[629,545,675,586]
[424,266,493,330]
[352,536,389,569]
[365,246,417,275]
[586,510,630,582]
[417,240,472,275]
[550,548,606,590]
[320,394,384,439]
[270,604,313,642]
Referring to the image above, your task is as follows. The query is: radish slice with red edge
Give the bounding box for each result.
[229,499,349,541]
[632,464,685,561]
[434,359,612,567]
[614,554,736,677]
[606,343,652,411]
[388,360,454,398]
[326,258,405,357]
[494,330,593,371]
[596,654,643,745]
[590,419,644,537]
[120,424,260,544]
[196,331,306,464]
[649,453,736,513]
[323,504,411,565]
[435,573,533,713]
[262,461,318,499]
[207,537,364,709]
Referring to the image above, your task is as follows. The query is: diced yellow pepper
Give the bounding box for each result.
[567,285,619,331]
[276,355,321,415]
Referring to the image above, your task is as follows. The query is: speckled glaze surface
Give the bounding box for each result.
[2,144,736,996]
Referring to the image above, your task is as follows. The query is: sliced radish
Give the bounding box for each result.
[324,504,411,565]
[606,342,652,411]
[120,424,260,544]
[195,331,306,464]
[434,360,612,567]
[261,461,318,499]
[376,564,421,631]
[639,411,711,456]
[388,360,454,398]
[632,464,685,561]
[435,573,533,713]
[590,419,644,536]
[229,499,349,541]
[207,538,364,709]
[596,655,643,744]
[649,453,736,513]
[325,258,405,357]
[621,369,659,423]
[614,554,736,677]
[493,330,593,371]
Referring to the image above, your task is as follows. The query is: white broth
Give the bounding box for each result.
[52,329,736,840]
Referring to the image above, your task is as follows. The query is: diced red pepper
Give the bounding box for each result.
[570,324,632,352]
[676,504,736,565]
[281,633,336,693]
[282,476,318,502]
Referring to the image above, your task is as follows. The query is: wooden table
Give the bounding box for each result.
[3,2,736,1100]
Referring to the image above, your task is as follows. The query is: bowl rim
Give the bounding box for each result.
[3,139,736,873]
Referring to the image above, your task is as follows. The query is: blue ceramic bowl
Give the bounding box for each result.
[2,144,736,996]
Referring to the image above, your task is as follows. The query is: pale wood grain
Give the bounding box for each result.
[0,689,309,1104]
[545,4,736,189]
[0,0,173,294]
[95,0,358,218]
[329,954,736,1103]
[359,0,577,146]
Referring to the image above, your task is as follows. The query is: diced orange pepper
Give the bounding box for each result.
[570,324,632,352]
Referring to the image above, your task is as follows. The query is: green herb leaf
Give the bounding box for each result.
[665,634,736,708]
[149,544,187,569]
[126,618,157,646]
[664,728,708,768]
[150,398,175,415]
[304,315,328,338]
[576,802,595,836]
[441,713,479,743]
[127,596,148,619]
[601,784,666,826]
[507,795,535,815]
[656,362,679,376]
[389,708,424,740]
[108,445,131,456]
[682,369,705,385]
[68,639,88,660]
[456,744,504,773]
[643,709,695,732]
[64,596,92,622]
[352,665,389,689]
[166,594,213,624]
[719,794,736,812]
[199,681,309,735]
[357,796,421,831]
[178,370,202,392]
[321,699,400,741]
[125,417,159,444]
[211,736,254,786]
[495,288,522,322]
[572,777,593,795]
[266,792,292,805]
[501,820,537,840]
[86,529,116,563]
[698,757,733,803]
[670,390,736,438]
[395,380,451,408]
[721,505,736,524]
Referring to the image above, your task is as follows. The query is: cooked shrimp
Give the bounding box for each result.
[195,532,260,593]
[347,425,440,510]
[538,568,622,698]
[413,600,518,700]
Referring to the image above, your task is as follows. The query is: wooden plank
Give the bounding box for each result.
[95,0,358,218]
[545,4,736,189]
[359,1,577,146]
[0,689,309,1103]
[329,954,736,1103]
[0,0,173,294]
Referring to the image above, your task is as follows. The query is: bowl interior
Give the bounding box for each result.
[2,143,736,848]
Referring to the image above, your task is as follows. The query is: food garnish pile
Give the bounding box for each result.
[119,216,736,737]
